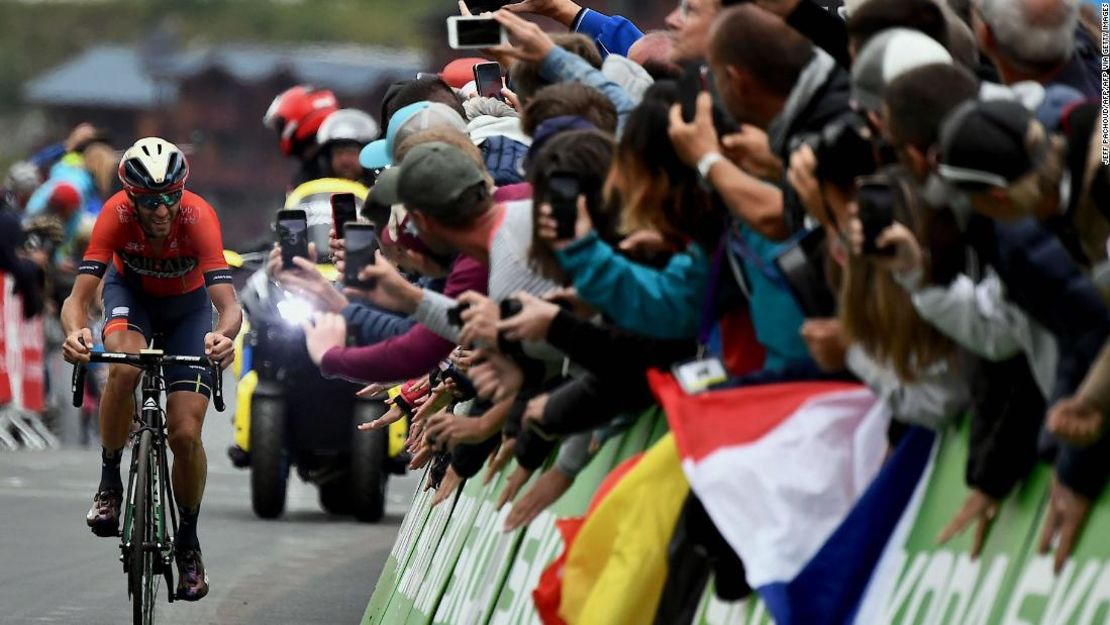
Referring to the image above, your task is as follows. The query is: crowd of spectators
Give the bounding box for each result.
[255,0,1110,600]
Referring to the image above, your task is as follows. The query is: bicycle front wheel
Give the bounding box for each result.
[130,429,157,625]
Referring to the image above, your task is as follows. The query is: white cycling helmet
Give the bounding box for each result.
[316,109,379,147]
[4,161,41,195]
[117,137,189,194]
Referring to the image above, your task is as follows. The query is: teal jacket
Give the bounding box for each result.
[555,232,709,339]
[727,224,810,371]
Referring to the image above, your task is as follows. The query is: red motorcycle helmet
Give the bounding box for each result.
[263,85,339,157]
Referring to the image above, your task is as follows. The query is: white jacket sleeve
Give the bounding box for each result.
[895,267,1058,399]
[899,268,1026,361]
[846,345,969,430]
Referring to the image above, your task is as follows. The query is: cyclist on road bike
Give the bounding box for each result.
[60,137,243,602]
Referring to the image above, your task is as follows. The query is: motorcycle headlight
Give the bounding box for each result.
[276,296,315,326]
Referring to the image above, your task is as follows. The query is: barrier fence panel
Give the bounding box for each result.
[365,408,667,625]
[362,468,436,623]
[0,272,49,450]
[367,411,1110,624]
[487,409,666,625]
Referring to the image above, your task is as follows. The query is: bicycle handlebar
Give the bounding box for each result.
[71,350,225,413]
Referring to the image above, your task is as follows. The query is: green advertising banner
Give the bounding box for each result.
[692,582,772,625]
[487,409,666,625]
[363,470,435,624]
[367,412,1110,625]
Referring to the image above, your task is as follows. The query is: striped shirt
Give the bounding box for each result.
[414,201,560,344]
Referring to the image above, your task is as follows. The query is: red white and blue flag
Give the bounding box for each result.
[649,372,936,624]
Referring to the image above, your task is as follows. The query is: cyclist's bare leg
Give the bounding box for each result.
[166,391,208,509]
[99,330,146,450]
[167,390,211,599]
[86,329,144,536]
[167,390,208,556]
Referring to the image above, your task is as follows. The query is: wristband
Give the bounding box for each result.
[696,152,725,188]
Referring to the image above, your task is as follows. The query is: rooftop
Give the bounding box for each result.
[24,43,426,108]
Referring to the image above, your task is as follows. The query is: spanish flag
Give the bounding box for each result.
[557,433,689,624]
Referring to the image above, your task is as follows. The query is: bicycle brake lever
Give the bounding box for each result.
[211,364,225,412]
[71,363,86,408]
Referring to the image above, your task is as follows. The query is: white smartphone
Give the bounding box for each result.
[447,15,508,50]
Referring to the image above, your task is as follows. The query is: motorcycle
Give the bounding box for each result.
[224,242,407,523]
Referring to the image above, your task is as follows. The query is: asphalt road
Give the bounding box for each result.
[0,376,418,625]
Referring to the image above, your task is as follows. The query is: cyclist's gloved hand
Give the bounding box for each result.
[63,328,93,364]
[204,332,235,369]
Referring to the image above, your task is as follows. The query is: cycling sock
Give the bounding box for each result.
[176,505,200,550]
[99,447,124,492]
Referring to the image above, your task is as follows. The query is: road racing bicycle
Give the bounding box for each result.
[72,346,224,625]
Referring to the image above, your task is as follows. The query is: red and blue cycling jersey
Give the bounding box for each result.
[79,190,232,297]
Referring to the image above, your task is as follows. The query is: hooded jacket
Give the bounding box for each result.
[767,49,853,234]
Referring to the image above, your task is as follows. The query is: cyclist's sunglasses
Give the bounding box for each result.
[130,190,182,211]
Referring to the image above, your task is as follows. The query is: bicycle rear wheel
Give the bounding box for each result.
[130,429,158,625]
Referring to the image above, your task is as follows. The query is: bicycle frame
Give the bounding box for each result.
[119,368,176,600]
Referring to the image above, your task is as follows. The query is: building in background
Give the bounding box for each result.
[24,42,423,248]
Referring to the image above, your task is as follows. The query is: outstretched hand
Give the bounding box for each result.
[485,10,556,64]
[668,91,720,168]
[936,489,999,559]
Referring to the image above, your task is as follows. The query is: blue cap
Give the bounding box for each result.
[359,101,469,169]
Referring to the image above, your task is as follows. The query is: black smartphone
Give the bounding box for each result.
[438,360,477,401]
[276,209,309,270]
[774,228,837,318]
[344,223,379,288]
[499,297,523,320]
[331,193,358,239]
[446,302,471,328]
[547,173,580,240]
[473,61,504,101]
[857,180,896,256]
[464,0,515,11]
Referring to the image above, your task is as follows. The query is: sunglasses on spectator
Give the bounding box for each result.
[130,191,183,211]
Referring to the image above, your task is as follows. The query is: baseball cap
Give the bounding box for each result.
[937,99,1041,189]
[372,142,486,212]
[851,28,952,112]
[359,101,469,169]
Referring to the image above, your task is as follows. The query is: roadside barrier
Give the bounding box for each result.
[0,272,54,451]
[366,413,1110,625]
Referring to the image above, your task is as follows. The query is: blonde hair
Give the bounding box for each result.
[83,143,117,197]
[1005,121,1067,217]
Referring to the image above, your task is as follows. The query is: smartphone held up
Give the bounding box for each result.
[331,192,358,239]
[546,173,581,241]
[276,209,309,270]
[344,223,380,289]
[447,15,508,50]
[856,179,896,257]
[473,61,504,101]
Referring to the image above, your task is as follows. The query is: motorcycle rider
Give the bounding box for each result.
[315,108,379,186]
[262,85,340,187]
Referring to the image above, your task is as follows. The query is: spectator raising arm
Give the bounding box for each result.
[668,92,787,241]
[502,0,644,58]
[491,10,637,133]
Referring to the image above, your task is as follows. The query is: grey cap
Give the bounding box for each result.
[372,142,486,213]
[851,28,953,112]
